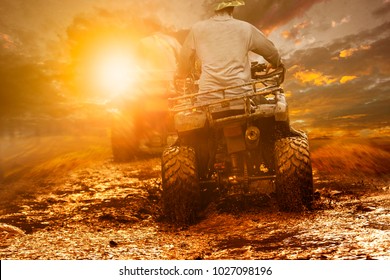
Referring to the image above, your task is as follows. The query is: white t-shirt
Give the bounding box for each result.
[178,13,281,101]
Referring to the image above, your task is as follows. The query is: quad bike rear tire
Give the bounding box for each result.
[274,131,313,211]
[161,145,200,224]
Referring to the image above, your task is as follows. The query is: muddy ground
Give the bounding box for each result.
[0,156,389,260]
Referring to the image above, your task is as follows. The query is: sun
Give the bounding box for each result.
[92,48,138,96]
[67,23,145,100]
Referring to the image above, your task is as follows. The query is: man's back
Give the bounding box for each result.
[179,13,280,98]
[191,14,254,90]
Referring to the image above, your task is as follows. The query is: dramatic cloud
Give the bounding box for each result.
[339,76,358,84]
[372,1,390,16]
[284,22,390,138]
[293,69,337,86]
[281,20,312,44]
[331,15,351,28]
[0,0,388,139]
[0,0,327,55]
[0,33,15,49]
[337,45,372,59]
[235,0,325,33]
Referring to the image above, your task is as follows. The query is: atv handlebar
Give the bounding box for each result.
[251,62,285,85]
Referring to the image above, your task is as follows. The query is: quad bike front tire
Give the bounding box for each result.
[274,131,313,211]
[161,145,200,225]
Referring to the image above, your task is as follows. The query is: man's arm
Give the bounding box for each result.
[249,26,282,68]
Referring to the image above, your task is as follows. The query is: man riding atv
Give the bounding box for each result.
[162,0,314,224]
[176,0,282,101]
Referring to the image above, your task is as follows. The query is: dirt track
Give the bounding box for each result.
[0,157,389,260]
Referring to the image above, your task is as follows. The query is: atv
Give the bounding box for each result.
[161,63,314,224]
[110,81,178,161]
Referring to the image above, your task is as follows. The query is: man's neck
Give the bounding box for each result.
[213,12,233,20]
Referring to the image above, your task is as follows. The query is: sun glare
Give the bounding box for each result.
[93,50,137,96]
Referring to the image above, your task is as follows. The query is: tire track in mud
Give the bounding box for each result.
[0,157,389,260]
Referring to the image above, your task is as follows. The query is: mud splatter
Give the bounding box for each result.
[0,157,389,260]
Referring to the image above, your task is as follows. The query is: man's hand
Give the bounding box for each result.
[265,63,274,74]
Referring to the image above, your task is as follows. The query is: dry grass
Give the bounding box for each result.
[310,137,390,177]
[0,134,112,191]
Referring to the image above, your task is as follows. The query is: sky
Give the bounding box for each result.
[0,0,389,139]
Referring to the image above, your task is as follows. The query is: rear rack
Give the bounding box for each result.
[168,76,285,126]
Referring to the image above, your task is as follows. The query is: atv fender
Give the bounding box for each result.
[174,110,207,132]
[275,93,289,121]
